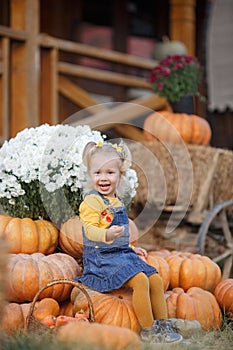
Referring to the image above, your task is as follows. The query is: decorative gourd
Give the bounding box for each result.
[6,253,81,302]
[59,216,139,260]
[166,287,222,331]
[71,286,140,333]
[0,215,59,254]
[143,111,212,145]
[165,251,221,292]
[41,313,89,328]
[57,321,142,350]
[0,301,38,334]
[214,278,233,317]
[140,253,170,291]
[152,37,187,61]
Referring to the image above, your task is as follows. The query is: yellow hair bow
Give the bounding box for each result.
[112,143,122,153]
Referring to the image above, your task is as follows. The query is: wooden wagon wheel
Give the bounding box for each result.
[197,200,233,279]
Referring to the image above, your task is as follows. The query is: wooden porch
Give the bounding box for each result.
[0,0,198,143]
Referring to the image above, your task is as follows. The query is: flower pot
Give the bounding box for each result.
[169,95,194,114]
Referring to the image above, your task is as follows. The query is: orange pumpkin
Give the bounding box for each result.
[59,216,139,260]
[214,278,233,317]
[140,253,170,291]
[71,286,140,333]
[143,111,211,145]
[59,216,83,260]
[166,287,222,331]
[57,321,141,350]
[165,251,221,292]
[6,253,81,302]
[0,215,59,254]
[33,297,60,321]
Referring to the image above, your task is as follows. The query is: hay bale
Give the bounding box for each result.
[130,141,233,211]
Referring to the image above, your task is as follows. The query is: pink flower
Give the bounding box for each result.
[175,63,183,69]
[157,82,164,90]
[163,68,171,76]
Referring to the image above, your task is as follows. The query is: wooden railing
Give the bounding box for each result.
[0,1,166,143]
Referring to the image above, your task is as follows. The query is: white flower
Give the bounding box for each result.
[0,123,138,220]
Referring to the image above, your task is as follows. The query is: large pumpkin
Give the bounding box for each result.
[59,216,139,260]
[140,253,170,291]
[214,278,233,317]
[143,111,211,145]
[59,216,83,260]
[71,286,140,333]
[57,321,141,350]
[166,287,222,331]
[6,253,81,302]
[165,251,221,292]
[0,215,59,254]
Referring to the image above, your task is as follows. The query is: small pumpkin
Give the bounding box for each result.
[59,216,139,260]
[165,251,221,292]
[57,321,141,350]
[6,253,81,302]
[33,297,60,321]
[71,286,140,333]
[166,287,222,331]
[0,215,59,254]
[152,37,187,61]
[143,111,211,145]
[214,278,233,317]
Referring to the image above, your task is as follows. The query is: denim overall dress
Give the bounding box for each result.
[76,190,157,292]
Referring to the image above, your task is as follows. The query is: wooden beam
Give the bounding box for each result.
[58,75,99,109]
[38,34,157,70]
[10,0,40,137]
[0,25,28,40]
[0,37,10,142]
[58,62,153,90]
[40,48,59,125]
[169,0,196,55]
[72,94,167,131]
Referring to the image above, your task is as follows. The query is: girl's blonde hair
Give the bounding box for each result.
[82,140,132,198]
[82,140,132,174]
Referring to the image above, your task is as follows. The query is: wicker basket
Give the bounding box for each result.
[26,279,95,336]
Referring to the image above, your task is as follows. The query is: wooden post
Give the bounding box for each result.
[169,0,196,55]
[10,0,39,137]
[40,48,59,125]
[0,38,10,143]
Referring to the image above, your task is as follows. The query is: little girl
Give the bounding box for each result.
[76,140,182,344]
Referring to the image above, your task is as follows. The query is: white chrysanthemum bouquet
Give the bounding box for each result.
[0,124,138,225]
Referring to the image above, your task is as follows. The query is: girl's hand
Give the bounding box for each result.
[106,225,124,242]
[134,246,148,258]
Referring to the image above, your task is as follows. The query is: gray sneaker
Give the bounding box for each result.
[140,319,183,344]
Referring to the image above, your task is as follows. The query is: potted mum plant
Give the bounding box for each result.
[0,124,138,226]
[149,54,205,113]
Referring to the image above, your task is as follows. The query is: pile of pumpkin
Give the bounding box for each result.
[0,214,232,349]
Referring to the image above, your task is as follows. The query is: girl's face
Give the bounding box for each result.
[89,152,121,197]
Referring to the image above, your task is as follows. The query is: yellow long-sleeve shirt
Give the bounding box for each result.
[79,193,123,243]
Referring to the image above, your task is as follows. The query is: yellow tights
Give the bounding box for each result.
[124,272,168,328]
